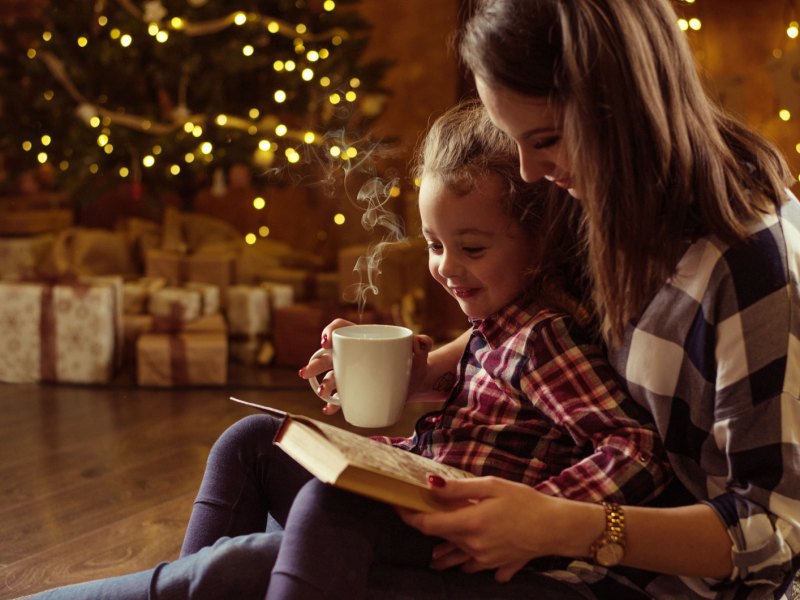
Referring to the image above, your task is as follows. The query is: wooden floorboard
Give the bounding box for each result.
[0,368,433,599]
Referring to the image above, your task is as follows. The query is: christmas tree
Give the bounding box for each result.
[0,0,390,207]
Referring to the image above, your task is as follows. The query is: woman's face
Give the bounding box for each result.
[476,78,578,198]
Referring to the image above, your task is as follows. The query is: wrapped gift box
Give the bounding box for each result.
[338,240,428,310]
[149,286,203,322]
[185,251,236,290]
[136,332,228,387]
[271,303,337,368]
[144,249,184,285]
[0,276,122,383]
[0,233,54,277]
[186,282,221,316]
[122,277,166,315]
[261,281,294,310]
[144,248,236,291]
[225,285,269,336]
[271,302,399,368]
[258,267,314,301]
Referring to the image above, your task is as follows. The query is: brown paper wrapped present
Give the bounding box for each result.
[144,248,236,290]
[39,227,138,277]
[258,267,340,303]
[122,277,166,315]
[136,331,228,387]
[0,194,73,235]
[0,275,122,383]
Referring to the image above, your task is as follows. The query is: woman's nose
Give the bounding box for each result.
[518,147,551,183]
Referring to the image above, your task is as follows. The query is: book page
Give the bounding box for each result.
[296,416,474,487]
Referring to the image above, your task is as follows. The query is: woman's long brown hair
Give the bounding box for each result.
[460,0,793,343]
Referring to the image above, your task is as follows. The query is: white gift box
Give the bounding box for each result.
[149,286,203,322]
[0,276,122,383]
[225,285,269,336]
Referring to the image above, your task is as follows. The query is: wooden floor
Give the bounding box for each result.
[0,365,430,599]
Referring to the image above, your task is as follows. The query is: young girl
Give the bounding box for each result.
[262,99,673,598]
[25,101,672,600]
[396,1,800,599]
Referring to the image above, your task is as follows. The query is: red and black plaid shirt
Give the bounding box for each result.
[376,299,672,504]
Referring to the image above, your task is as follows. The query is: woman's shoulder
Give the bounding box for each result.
[672,190,799,301]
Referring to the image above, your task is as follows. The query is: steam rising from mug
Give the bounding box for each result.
[258,125,409,318]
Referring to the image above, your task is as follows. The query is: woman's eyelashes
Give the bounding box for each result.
[532,135,560,150]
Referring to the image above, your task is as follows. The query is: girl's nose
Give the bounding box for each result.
[437,250,463,279]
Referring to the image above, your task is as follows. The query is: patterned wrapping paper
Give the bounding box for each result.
[261,281,295,310]
[0,276,123,383]
[225,285,270,336]
[0,234,55,278]
[148,286,203,322]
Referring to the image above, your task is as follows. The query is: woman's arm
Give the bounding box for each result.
[399,478,733,582]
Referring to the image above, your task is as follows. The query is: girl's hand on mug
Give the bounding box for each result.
[410,334,434,392]
[298,318,355,415]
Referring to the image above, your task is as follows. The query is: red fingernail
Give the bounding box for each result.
[428,474,446,488]
[320,334,328,347]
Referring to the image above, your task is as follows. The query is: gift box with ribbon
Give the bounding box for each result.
[136,313,228,387]
[0,233,55,278]
[225,285,270,336]
[144,248,236,290]
[0,275,123,383]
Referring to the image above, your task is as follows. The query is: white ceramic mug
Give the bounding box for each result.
[308,324,413,428]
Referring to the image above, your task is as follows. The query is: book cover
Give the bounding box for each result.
[230,397,473,512]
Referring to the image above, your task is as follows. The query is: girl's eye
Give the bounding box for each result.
[463,247,486,256]
[533,136,560,150]
[425,241,443,254]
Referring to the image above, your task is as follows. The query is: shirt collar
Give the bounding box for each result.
[471,294,540,349]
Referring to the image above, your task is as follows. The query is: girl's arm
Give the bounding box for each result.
[407,328,470,399]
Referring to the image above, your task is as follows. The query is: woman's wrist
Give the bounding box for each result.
[539,495,607,559]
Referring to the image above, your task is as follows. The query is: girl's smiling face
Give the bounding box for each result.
[476,78,578,198]
[419,172,538,320]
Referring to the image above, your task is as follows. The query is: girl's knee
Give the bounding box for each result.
[209,414,281,464]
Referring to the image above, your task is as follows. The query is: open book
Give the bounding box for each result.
[230,397,474,512]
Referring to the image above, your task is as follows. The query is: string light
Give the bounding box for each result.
[788,21,799,39]
[333,213,346,225]
[245,233,257,245]
[13,0,385,239]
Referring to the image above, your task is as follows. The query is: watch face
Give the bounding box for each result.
[596,542,625,567]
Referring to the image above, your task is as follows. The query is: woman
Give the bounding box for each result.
[393,0,800,598]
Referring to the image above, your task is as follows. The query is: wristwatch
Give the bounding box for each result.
[590,502,626,567]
